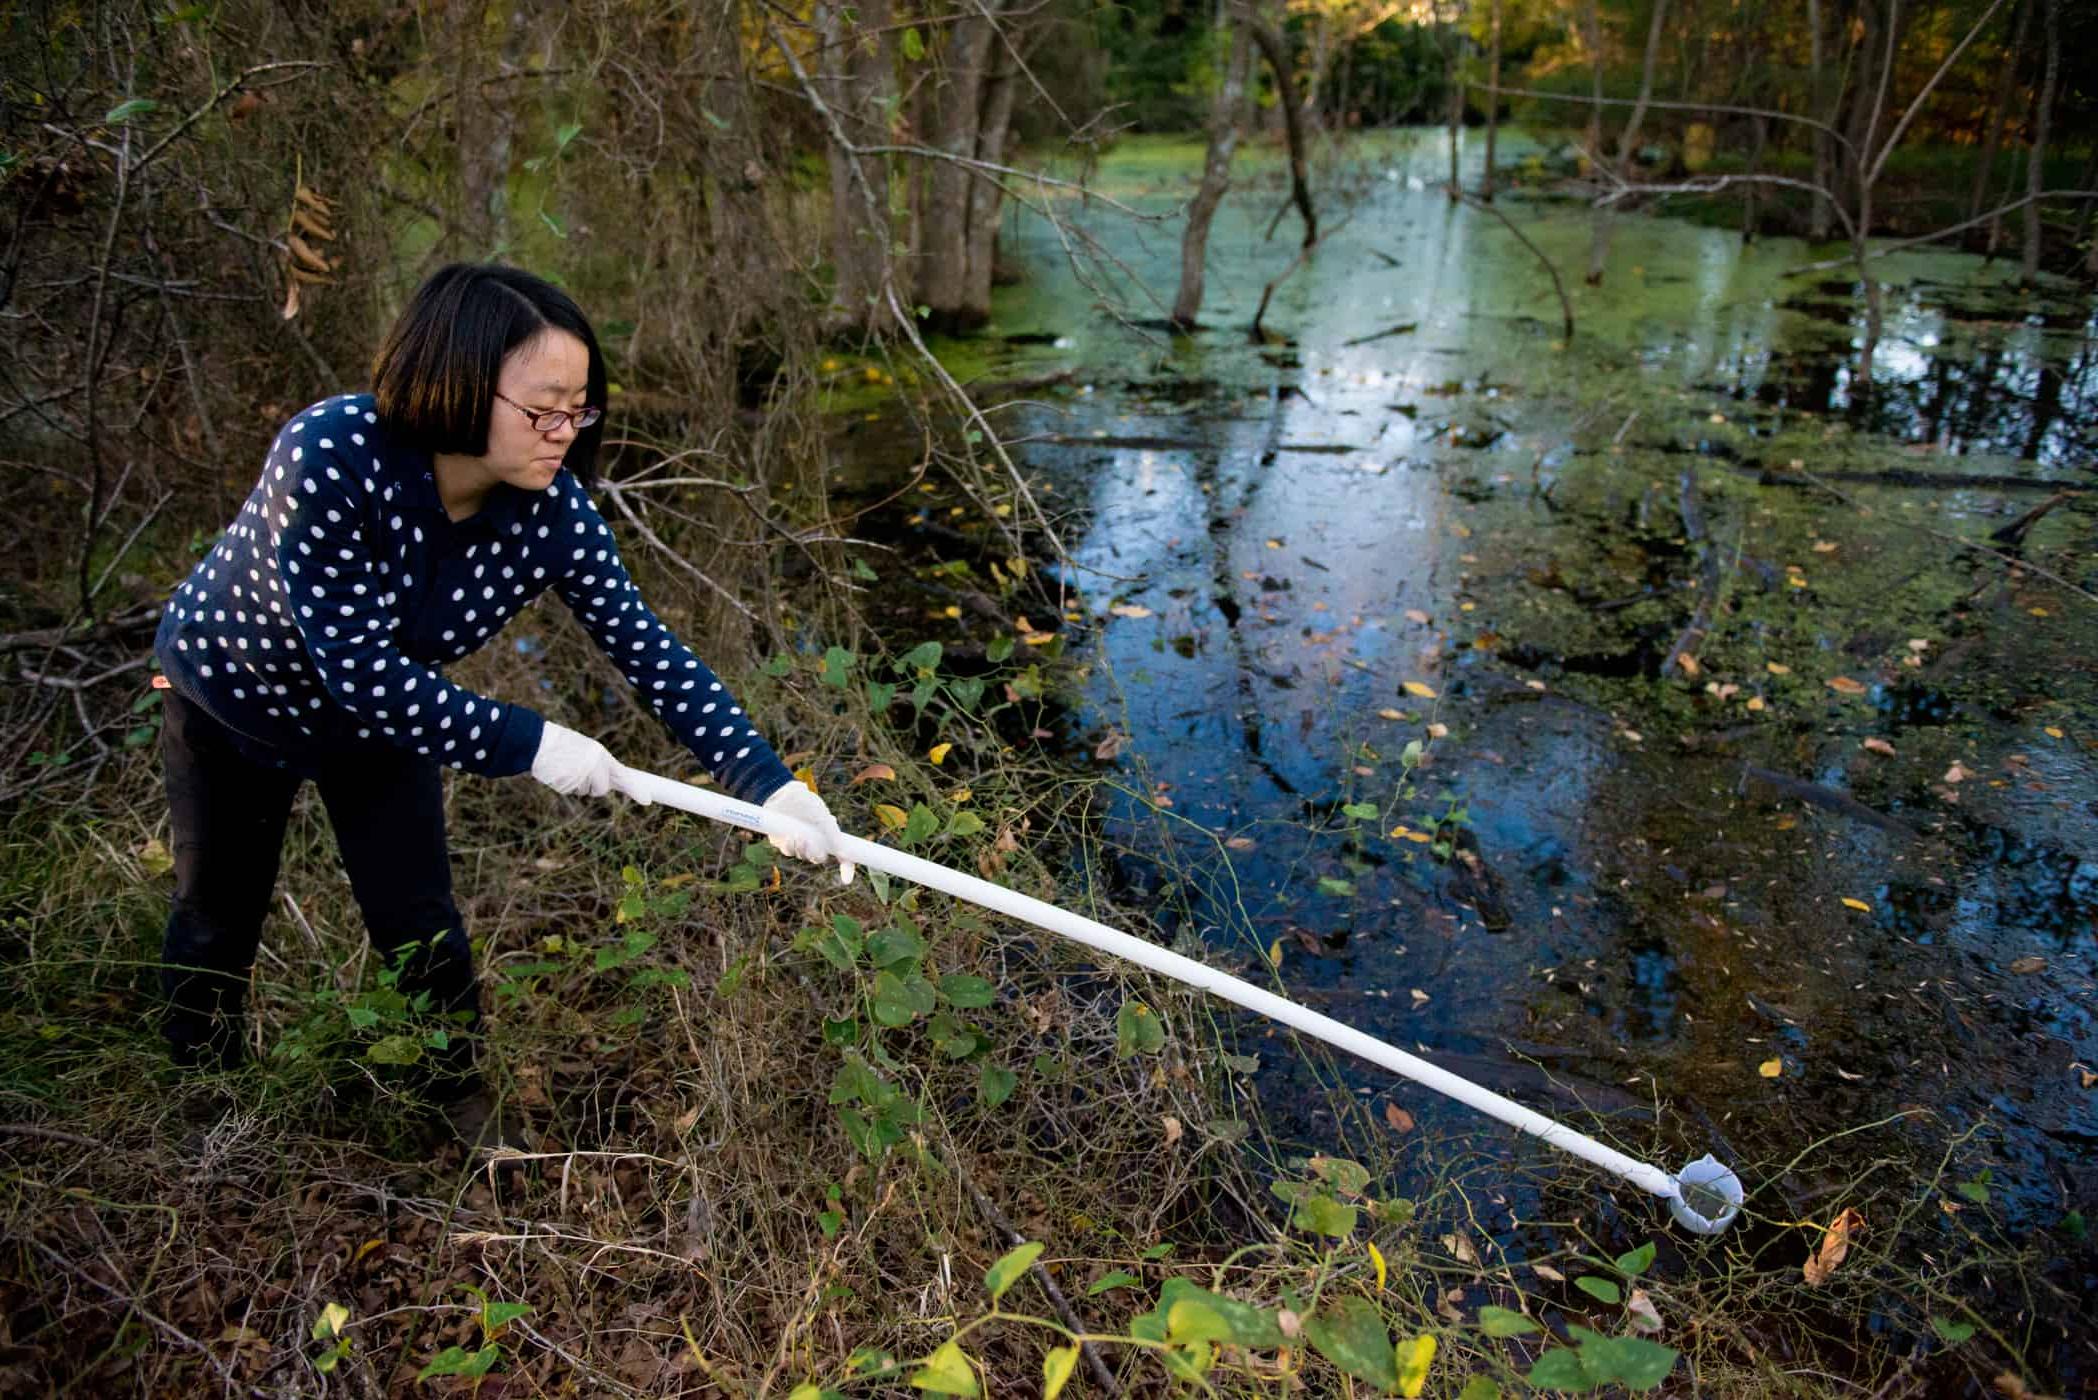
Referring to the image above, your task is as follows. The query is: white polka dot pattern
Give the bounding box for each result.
[153,393,794,801]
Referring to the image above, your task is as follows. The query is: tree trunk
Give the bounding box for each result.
[962,29,1020,316]
[1968,0,2029,227]
[1587,0,1669,285]
[1582,0,1604,174]
[1742,113,1769,241]
[1243,11,1318,246]
[1482,0,1501,201]
[916,6,1001,332]
[1807,0,1833,239]
[2020,0,2059,285]
[1173,21,1252,328]
[818,0,896,333]
[1299,11,1332,133]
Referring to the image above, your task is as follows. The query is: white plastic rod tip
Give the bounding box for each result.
[1667,1155,1745,1234]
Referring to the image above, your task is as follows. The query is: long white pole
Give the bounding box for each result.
[613,766,1683,1201]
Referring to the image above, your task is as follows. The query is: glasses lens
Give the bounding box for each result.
[574,407,603,429]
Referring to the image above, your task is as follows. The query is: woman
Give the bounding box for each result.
[153,263,848,1143]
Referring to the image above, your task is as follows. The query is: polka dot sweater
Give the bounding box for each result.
[154,393,795,803]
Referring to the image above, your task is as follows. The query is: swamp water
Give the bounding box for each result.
[833,129,2095,1379]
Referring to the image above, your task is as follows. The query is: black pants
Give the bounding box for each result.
[159,690,480,1089]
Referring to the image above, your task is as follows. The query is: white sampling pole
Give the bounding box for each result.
[611,765,1743,1234]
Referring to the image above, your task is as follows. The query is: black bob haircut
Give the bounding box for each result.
[371,263,608,487]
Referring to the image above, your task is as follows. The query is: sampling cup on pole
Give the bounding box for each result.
[611,765,1745,1234]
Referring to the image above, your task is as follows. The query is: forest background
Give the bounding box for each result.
[2,0,2095,1395]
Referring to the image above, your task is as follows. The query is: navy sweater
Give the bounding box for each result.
[155,393,794,803]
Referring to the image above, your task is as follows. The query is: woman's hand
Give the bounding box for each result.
[531,722,649,802]
[761,781,856,886]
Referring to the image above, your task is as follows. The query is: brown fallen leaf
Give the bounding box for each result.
[1093,731,1126,761]
[1402,680,1438,699]
[1384,1102,1416,1134]
[1803,1207,1866,1286]
[1676,653,1702,678]
[1944,761,1972,784]
[1828,676,1868,696]
[1531,1263,1567,1283]
[1162,1115,1184,1148]
[2008,956,2046,975]
[1862,738,1896,756]
[1766,661,1792,676]
[1626,1288,1663,1334]
[1440,1233,1480,1267]
[1404,609,1431,625]
[1109,603,1154,619]
[1225,835,1256,851]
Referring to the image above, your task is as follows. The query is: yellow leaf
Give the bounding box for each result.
[1109,603,1153,618]
[1396,1333,1436,1398]
[1268,938,1285,968]
[1841,897,1871,912]
[1404,609,1431,625]
[1021,631,1056,646]
[875,804,908,831]
[137,838,174,878]
[793,766,818,793]
[1746,696,1767,711]
[1676,653,1701,678]
[1427,722,1449,739]
[850,764,897,785]
[949,787,972,803]
[1403,830,1432,844]
[1378,707,1405,720]
[1759,1059,1783,1078]
[928,742,953,766]
[1265,538,1283,549]
[1828,676,1868,696]
[1042,1345,1078,1400]
[1402,681,1438,699]
[2044,726,2064,738]
[942,605,962,619]
[1766,662,1791,676]
[1459,601,1476,612]
[1368,1240,1388,1292]
[1007,555,1027,578]
[2029,607,2049,617]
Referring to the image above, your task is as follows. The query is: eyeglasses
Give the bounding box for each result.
[493,391,603,434]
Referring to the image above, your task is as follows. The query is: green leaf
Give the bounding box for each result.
[1166,1299,1233,1345]
[1457,1378,1502,1400]
[482,1301,531,1334]
[1477,1305,1538,1337]
[365,1034,423,1066]
[1526,1347,1598,1392]
[1931,1315,1976,1345]
[553,120,583,151]
[1565,1329,1676,1389]
[1042,1345,1078,1400]
[1615,1242,1656,1278]
[902,803,940,846]
[788,1384,823,1400]
[870,970,934,1026]
[1157,1278,1284,1347]
[1341,802,1380,820]
[977,1063,1016,1107]
[1574,1275,1623,1306]
[1115,1000,1166,1057]
[866,921,924,969]
[105,98,160,125]
[946,810,986,839]
[538,208,567,240]
[909,1339,976,1395]
[1954,1178,1991,1205]
[939,974,996,1008]
[986,634,1015,663]
[1303,1296,1399,1390]
[702,108,731,131]
[1310,1156,1372,1196]
[1087,1271,1142,1296]
[1317,876,1356,896]
[418,1344,500,1380]
[1291,1191,1358,1238]
[900,26,926,61]
[984,1242,1043,1301]
[900,640,944,673]
[822,645,856,688]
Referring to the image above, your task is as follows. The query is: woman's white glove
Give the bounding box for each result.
[762,780,855,886]
[531,722,647,802]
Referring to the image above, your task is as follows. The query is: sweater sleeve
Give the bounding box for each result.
[275,455,545,776]
[549,482,794,804]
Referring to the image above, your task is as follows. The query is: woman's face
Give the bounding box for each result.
[484,328,592,492]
